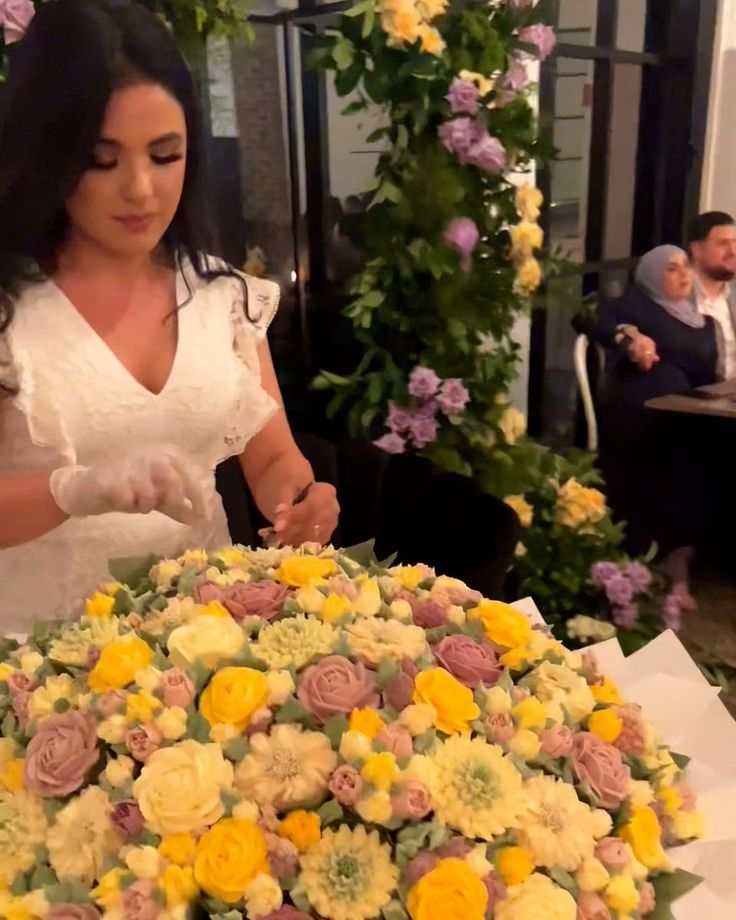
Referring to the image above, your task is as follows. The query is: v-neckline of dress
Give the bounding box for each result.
[49,265,189,399]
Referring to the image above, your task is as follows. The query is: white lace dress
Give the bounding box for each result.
[0,260,279,631]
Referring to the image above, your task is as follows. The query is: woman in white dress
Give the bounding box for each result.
[0,0,339,631]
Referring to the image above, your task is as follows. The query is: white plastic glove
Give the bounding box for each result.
[49,446,208,525]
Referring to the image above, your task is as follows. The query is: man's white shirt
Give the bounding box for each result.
[694,275,736,379]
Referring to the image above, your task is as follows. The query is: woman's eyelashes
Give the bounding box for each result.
[88,152,183,171]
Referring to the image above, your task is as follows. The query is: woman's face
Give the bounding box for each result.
[65,83,187,259]
[663,251,693,300]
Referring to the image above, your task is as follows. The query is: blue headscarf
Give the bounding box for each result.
[635,245,705,328]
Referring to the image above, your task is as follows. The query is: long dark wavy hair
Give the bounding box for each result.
[0,0,240,336]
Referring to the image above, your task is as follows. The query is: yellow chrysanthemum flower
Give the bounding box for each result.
[299,825,398,920]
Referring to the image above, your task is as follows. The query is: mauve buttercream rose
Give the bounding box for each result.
[125,724,162,763]
[260,908,312,920]
[613,703,646,755]
[122,880,159,920]
[436,838,471,859]
[223,581,289,621]
[24,710,99,797]
[47,906,101,920]
[404,850,439,887]
[594,837,629,871]
[384,657,417,711]
[639,882,656,915]
[540,725,574,758]
[327,575,359,600]
[160,669,195,709]
[297,655,379,722]
[376,724,413,759]
[410,598,449,629]
[391,781,432,820]
[11,689,30,724]
[328,764,363,806]
[486,712,514,744]
[573,733,631,809]
[576,892,611,920]
[7,670,38,693]
[435,634,500,688]
[483,874,507,913]
[111,800,145,839]
[194,581,223,605]
[97,690,128,718]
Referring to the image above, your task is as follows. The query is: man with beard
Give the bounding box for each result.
[688,211,736,379]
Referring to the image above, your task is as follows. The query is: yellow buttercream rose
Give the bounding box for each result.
[588,709,623,744]
[274,555,337,587]
[125,692,161,724]
[200,667,269,731]
[509,729,541,760]
[407,858,488,920]
[167,615,245,669]
[88,637,153,692]
[591,677,623,706]
[605,875,640,916]
[199,601,230,618]
[355,790,393,825]
[513,697,547,730]
[468,600,533,649]
[496,847,534,886]
[278,810,321,852]
[555,478,606,531]
[91,868,126,910]
[194,818,269,903]
[671,809,704,840]
[319,593,352,623]
[361,752,400,791]
[159,833,197,866]
[133,740,234,835]
[620,806,670,870]
[412,669,480,735]
[161,864,199,908]
[349,707,385,739]
[0,663,15,681]
[504,495,533,528]
[353,578,381,616]
[85,592,115,618]
[1,760,24,793]
[389,564,430,590]
[495,872,576,920]
[656,785,682,819]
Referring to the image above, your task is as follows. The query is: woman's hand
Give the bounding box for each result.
[627,334,660,371]
[49,446,208,525]
[259,481,339,547]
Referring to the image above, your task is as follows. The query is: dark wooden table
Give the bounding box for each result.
[645,380,736,419]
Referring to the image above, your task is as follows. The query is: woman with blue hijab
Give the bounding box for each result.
[585,245,719,606]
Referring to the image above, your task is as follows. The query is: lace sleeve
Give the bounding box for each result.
[229,273,281,378]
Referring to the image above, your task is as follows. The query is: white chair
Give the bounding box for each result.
[573,334,605,451]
